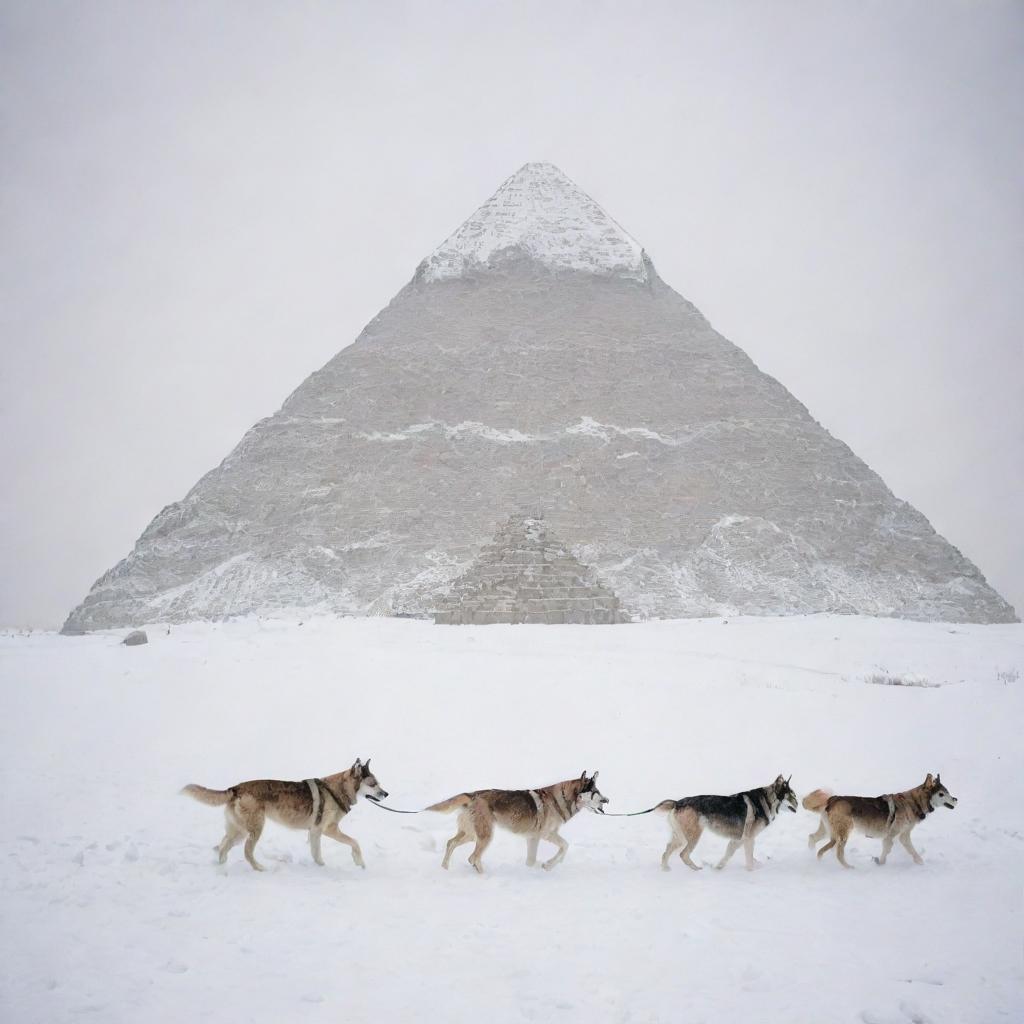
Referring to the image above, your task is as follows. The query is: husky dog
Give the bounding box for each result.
[426,771,609,873]
[804,773,957,868]
[654,775,798,871]
[181,758,388,872]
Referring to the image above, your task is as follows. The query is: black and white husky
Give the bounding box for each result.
[654,775,798,871]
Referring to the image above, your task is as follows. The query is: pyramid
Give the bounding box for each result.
[64,163,1016,631]
[434,514,626,625]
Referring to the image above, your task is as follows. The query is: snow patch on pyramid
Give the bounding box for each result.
[418,163,648,283]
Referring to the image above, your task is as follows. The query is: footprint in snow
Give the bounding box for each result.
[898,1002,932,1024]
[162,961,188,974]
[859,1004,932,1024]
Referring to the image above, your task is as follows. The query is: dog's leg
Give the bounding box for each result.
[661,836,683,871]
[899,830,924,865]
[743,836,760,871]
[816,837,837,860]
[808,816,828,851]
[834,826,854,869]
[679,817,703,871]
[467,815,494,875]
[308,828,325,867]
[715,839,741,870]
[541,830,569,871]
[442,830,470,869]
[216,823,244,864]
[874,834,894,866]
[526,836,539,867]
[243,815,266,872]
[323,823,365,868]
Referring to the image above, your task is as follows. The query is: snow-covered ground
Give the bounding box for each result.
[1,615,1021,1023]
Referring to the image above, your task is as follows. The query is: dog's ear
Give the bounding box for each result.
[363,758,372,775]
[580,770,587,781]
[591,771,599,783]
[786,775,792,785]
[352,757,362,773]
[924,772,934,786]
[935,772,941,784]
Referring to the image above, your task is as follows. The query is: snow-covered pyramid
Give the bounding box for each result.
[64,163,1016,631]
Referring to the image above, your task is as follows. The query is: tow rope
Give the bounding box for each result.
[367,799,420,815]
[368,801,662,818]
[596,806,658,817]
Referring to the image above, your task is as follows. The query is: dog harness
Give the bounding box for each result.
[741,794,756,835]
[528,790,544,820]
[305,779,324,827]
[304,778,353,828]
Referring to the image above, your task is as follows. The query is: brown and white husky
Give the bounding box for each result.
[426,771,609,873]
[182,758,387,872]
[804,773,957,867]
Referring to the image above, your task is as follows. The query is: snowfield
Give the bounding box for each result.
[1,615,1022,1023]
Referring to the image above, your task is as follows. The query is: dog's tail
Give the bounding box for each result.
[181,783,233,807]
[424,793,473,814]
[652,799,677,813]
[802,788,832,812]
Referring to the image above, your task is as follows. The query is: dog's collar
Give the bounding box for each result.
[552,786,574,822]
[913,791,930,821]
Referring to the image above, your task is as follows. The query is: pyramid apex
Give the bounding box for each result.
[514,160,568,175]
[418,163,649,283]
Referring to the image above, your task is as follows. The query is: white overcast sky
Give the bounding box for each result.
[2,0,1021,628]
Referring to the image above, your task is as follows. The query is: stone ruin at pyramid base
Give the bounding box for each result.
[435,607,624,626]
[433,515,627,625]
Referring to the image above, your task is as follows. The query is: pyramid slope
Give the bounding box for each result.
[64,167,1017,631]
